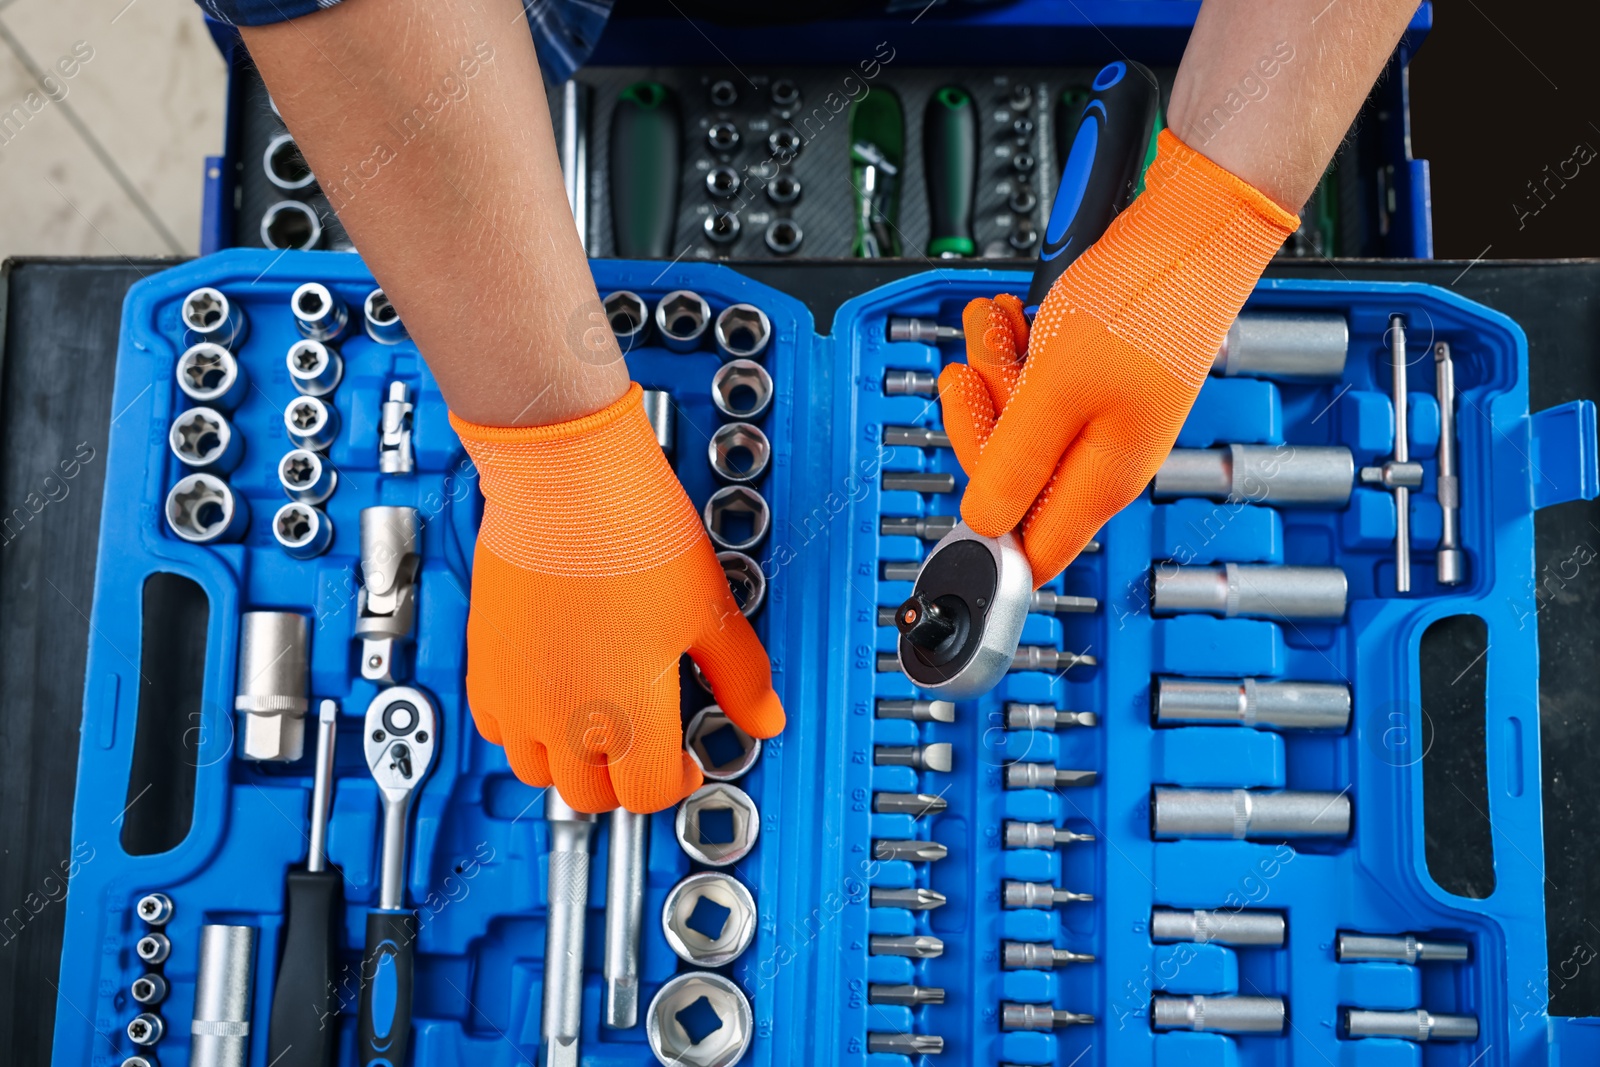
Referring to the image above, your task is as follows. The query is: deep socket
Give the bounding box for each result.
[1006,703,1097,730]
[1152,563,1348,621]
[363,287,408,344]
[192,925,256,1067]
[883,369,938,396]
[286,339,343,396]
[284,395,339,452]
[177,342,247,410]
[1153,444,1354,506]
[1435,340,1465,584]
[656,290,712,352]
[641,389,674,453]
[1151,908,1286,946]
[875,698,955,723]
[1153,995,1286,1034]
[1337,932,1470,964]
[290,281,348,341]
[1003,941,1094,969]
[1002,880,1093,908]
[1211,311,1348,380]
[874,792,948,816]
[1152,788,1352,839]
[1004,821,1094,848]
[1155,677,1351,730]
[1343,1008,1478,1042]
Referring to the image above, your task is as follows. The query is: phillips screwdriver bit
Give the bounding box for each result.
[870,984,947,1007]
[1012,646,1098,672]
[870,934,945,958]
[1003,821,1095,849]
[1003,880,1094,909]
[876,698,956,723]
[1003,941,1095,969]
[874,839,948,863]
[1029,590,1100,614]
[1005,764,1098,790]
[1006,703,1097,730]
[870,887,948,911]
[879,514,959,541]
[874,792,949,817]
[887,316,964,344]
[875,743,953,772]
[883,425,952,448]
[868,1033,946,1055]
[1001,1002,1096,1030]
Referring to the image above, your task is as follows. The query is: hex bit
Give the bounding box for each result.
[1003,820,1094,849]
[879,514,959,541]
[1002,941,1095,969]
[870,887,948,911]
[869,934,945,958]
[1029,590,1099,614]
[1003,880,1093,909]
[876,698,955,723]
[868,1033,945,1056]
[1006,703,1097,730]
[875,743,953,772]
[1005,764,1098,790]
[870,984,947,1007]
[883,425,952,448]
[874,839,948,863]
[874,793,949,817]
[882,471,956,494]
[880,561,923,584]
[1001,1002,1095,1030]
[1011,646,1097,672]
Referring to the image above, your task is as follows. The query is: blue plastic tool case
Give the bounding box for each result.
[54,247,1600,1065]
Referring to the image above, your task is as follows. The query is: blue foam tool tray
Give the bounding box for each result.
[53,249,1600,1067]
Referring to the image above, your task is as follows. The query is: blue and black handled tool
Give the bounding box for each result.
[896,60,1161,701]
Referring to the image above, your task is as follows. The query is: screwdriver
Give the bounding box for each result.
[923,86,979,257]
[267,699,342,1067]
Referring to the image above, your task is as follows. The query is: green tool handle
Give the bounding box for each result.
[924,86,978,258]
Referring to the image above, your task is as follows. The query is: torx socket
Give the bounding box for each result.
[869,984,946,1007]
[876,698,955,723]
[1336,932,1470,964]
[166,473,248,544]
[131,972,168,1006]
[1003,941,1094,969]
[879,514,958,541]
[875,743,953,772]
[1002,880,1093,908]
[1343,1008,1479,1043]
[883,425,951,448]
[1152,788,1352,840]
[272,502,334,560]
[870,887,947,910]
[1004,821,1094,849]
[874,793,949,817]
[882,471,955,494]
[1154,444,1355,507]
[1005,764,1097,790]
[887,317,964,344]
[1155,677,1351,731]
[279,448,338,505]
[169,406,242,473]
[873,839,948,863]
[1154,995,1286,1034]
[1151,908,1286,947]
[1211,311,1348,381]
[192,925,256,1067]
[177,342,247,410]
[602,290,650,351]
[126,1013,164,1046]
[867,1033,945,1056]
[181,286,247,350]
[714,303,772,362]
[1006,703,1097,730]
[641,389,674,453]
[1152,563,1348,621]
[285,339,343,397]
[236,611,310,761]
[709,421,771,483]
[135,932,170,964]
[364,287,407,344]
[1011,646,1097,672]
[869,934,945,958]
[136,892,173,926]
[290,281,348,341]
[883,369,938,397]
[1001,1003,1095,1030]
[711,359,774,420]
[284,395,339,452]
[1029,590,1099,614]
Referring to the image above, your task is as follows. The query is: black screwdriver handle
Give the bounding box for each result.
[1027,61,1161,312]
[267,868,344,1066]
[358,909,416,1066]
[924,86,979,258]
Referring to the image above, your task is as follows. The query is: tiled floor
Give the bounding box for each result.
[0,0,225,259]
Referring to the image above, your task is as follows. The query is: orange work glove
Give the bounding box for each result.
[452,383,785,814]
[941,130,1299,584]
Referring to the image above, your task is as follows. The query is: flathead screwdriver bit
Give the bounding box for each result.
[1012,646,1098,672]
[883,425,952,448]
[1005,764,1098,790]
[1001,1002,1095,1030]
[874,792,949,816]
[870,887,948,911]
[876,698,955,723]
[1006,703,1097,730]
[1002,941,1095,970]
[870,934,945,958]
[869,984,947,1007]
[874,839,948,863]
[1004,821,1095,849]
[1003,880,1094,909]
[875,743,953,772]
[868,1032,945,1055]
[1029,590,1099,614]
[879,514,959,541]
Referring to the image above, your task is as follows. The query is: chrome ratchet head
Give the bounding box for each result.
[363,687,438,801]
[895,523,1031,700]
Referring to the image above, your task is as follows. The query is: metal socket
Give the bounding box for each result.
[363,287,408,344]
[708,422,771,483]
[136,892,173,925]
[883,368,938,397]
[273,502,334,560]
[685,705,761,781]
[675,782,760,867]
[131,972,168,1006]
[169,407,242,474]
[703,211,741,245]
[290,281,347,341]
[121,1057,155,1067]
[192,924,256,1067]
[284,395,339,452]
[656,290,712,352]
[886,317,963,344]
[286,339,343,396]
[1153,995,1286,1034]
[767,127,801,159]
[177,342,247,410]
[1337,932,1470,964]
[1152,563,1348,621]
[766,173,801,205]
[711,359,774,420]
[1155,677,1351,731]
[1154,444,1354,507]
[263,132,314,190]
[714,304,772,361]
[1343,1008,1478,1043]
[261,200,322,250]
[770,79,800,108]
[181,287,247,349]
[717,550,767,618]
[641,388,674,454]
[706,121,740,152]
[126,1012,164,1046]
[166,473,248,544]
[235,611,309,761]
[764,218,803,256]
[1152,788,1352,840]
[603,290,650,352]
[703,485,770,552]
[1212,311,1348,381]
[135,931,170,965]
[1151,908,1286,946]
[646,972,752,1067]
[661,871,756,966]
[278,448,337,504]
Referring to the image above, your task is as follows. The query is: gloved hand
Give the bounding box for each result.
[940,130,1298,583]
[452,383,785,813]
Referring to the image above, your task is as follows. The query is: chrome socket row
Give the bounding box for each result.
[602,288,771,361]
[124,892,176,1055]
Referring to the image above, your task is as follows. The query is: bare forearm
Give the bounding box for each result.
[241,0,625,426]
[1168,0,1418,212]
